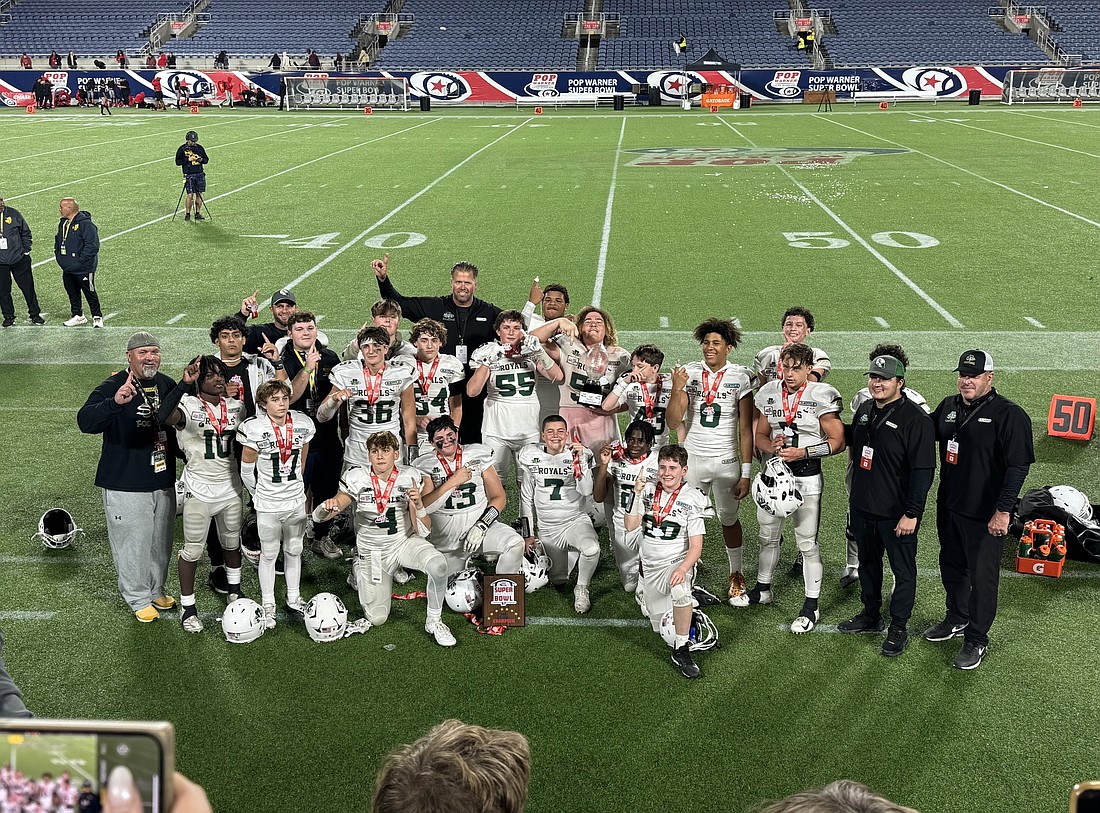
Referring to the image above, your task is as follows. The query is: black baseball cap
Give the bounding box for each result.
[866,355,905,379]
[955,349,993,376]
[185,130,198,142]
[271,289,296,305]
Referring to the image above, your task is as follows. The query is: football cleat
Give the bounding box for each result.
[635,584,648,617]
[392,566,414,584]
[671,643,701,679]
[207,566,229,595]
[180,607,204,634]
[226,584,245,604]
[727,571,746,598]
[729,585,771,608]
[285,597,308,618]
[791,602,820,634]
[261,603,277,630]
[839,566,859,588]
[425,619,457,647]
[573,585,591,614]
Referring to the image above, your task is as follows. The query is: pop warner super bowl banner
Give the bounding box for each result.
[0,65,1024,107]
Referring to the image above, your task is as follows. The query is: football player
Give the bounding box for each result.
[237,379,316,629]
[624,444,711,679]
[593,420,658,610]
[406,318,466,459]
[520,280,571,422]
[157,355,247,632]
[342,299,417,362]
[843,343,930,587]
[318,325,416,469]
[752,306,831,385]
[602,343,676,448]
[466,310,562,484]
[530,307,630,453]
[666,318,755,599]
[516,415,600,613]
[735,342,845,633]
[210,314,284,417]
[313,432,468,646]
[414,416,526,578]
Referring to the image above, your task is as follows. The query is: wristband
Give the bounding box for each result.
[478,506,500,527]
[270,360,284,370]
[416,507,427,519]
[741,463,752,479]
[806,441,831,459]
[626,492,644,517]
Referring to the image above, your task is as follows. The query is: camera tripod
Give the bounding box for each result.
[172,181,213,221]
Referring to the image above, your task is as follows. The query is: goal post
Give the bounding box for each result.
[285,75,409,110]
[1001,68,1100,104]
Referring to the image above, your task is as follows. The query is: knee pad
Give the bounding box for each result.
[797,539,821,559]
[425,553,448,583]
[284,538,304,557]
[670,582,693,607]
[178,540,204,564]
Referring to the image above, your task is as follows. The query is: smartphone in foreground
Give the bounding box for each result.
[1072,782,1100,813]
[0,719,174,812]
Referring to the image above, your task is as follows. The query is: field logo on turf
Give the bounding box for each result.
[409,71,471,102]
[626,147,908,167]
[766,70,802,98]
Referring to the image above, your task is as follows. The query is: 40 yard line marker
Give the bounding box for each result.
[719,117,964,329]
[266,118,533,305]
[592,116,627,307]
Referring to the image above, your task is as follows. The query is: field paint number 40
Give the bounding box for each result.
[251,232,428,250]
[783,231,940,249]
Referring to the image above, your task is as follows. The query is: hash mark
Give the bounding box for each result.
[659,316,669,328]
[874,317,890,328]
[166,313,186,325]
[1024,317,1046,329]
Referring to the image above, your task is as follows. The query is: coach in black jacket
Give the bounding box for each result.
[840,354,935,657]
[927,349,1034,670]
[373,253,501,442]
[0,196,43,326]
[54,197,103,327]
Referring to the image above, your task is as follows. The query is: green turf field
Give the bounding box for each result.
[0,103,1098,813]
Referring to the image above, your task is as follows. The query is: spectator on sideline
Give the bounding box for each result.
[48,50,61,68]
[55,197,103,328]
[759,780,918,813]
[926,350,1034,670]
[19,52,31,69]
[77,332,179,623]
[0,194,44,327]
[0,625,31,718]
[373,253,502,443]
[307,49,321,69]
[67,49,78,69]
[372,720,530,813]
[268,51,282,70]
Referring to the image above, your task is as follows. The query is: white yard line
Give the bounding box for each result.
[720,117,964,328]
[932,118,1100,159]
[30,118,441,272]
[1006,110,1100,130]
[815,114,1100,230]
[265,118,532,305]
[592,116,627,307]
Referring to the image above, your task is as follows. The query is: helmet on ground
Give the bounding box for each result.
[1049,486,1093,524]
[34,509,82,550]
[445,568,483,613]
[659,609,720,652]
[752,457,804,518]
[522,542,551,593]
[222,598,266,644]
[304,592,348,642]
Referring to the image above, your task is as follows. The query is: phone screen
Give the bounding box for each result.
[1,730,165,812]
[1076,789,1100,813]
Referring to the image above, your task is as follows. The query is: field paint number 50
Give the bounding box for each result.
[783,231,940,249]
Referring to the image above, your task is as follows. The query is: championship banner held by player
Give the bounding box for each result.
[483,574,525,626]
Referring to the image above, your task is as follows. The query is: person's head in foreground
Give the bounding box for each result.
[757,780,918,813]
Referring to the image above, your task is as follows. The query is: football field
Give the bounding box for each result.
[0,103,1098,813]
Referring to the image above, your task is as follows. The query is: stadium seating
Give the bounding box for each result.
[825,0,1050,66]
[0,0,163,55]
[1039,0,1100,62]
[375,0,578,70]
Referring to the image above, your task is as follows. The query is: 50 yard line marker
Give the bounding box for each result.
[268,118,533,303]
[592,116,627,307]
[719,117,964,328]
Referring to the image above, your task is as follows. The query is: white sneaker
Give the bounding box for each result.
[262,603,277,630]
[63,315,88,327]
[92,316,104,328]
[574,585,591,614]
[425,619,457,647]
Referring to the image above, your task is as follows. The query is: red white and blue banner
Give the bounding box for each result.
[0,65,1035,107]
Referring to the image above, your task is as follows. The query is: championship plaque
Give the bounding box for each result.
[483,574,525,626]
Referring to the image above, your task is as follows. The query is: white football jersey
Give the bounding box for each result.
[611,374,672,445]
[606,451,659,524]
[414,443,495,516]
[411,353,465,447]
[754,379,842,465]
[176,394,245,501]
[471,342,542,442]
[637,483,711,569]
[236,410,316,511]
[680,362,755,460]
[516,444,594,528]
[553,334,630,408]
[340,465,424,548]
[753,344,832,385]
[329,358,415,466]
[850,386,930,415]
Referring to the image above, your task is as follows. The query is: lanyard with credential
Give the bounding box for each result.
[952,393,993,441]
[294,348,316,394]
[866,400,902,446]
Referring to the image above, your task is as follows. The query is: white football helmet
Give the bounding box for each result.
[1050,486,1094,524]
[304,592,349,642]
[658,609,720,652]
[174,480,187,516]
[33,508,82,550]
[445,568,483,613]
[222,598,266,644]
[752,457,804,518]
[522,543,551,593]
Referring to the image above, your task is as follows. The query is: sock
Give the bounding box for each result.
[426,608,441,625]
[803,596,819,612]
[576,551,599,588]
[180,594,196,608]
[284,552,302,603]
[726,545,743,574]
[756,582,772,592]
[757,539,782,584]
[225,567,242,588]
[674,634,689,648]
